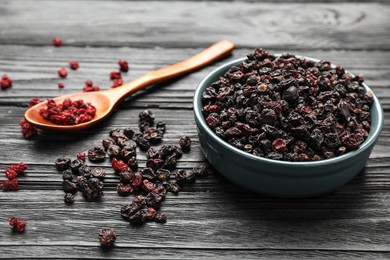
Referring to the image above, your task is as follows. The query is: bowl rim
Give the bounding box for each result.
[194,55,384,168]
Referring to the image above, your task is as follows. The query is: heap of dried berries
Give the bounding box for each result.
[99,228,116,247]
[39,99,97,125]
[202,48,373,161]
[83,80,100,92]
[9,217,26,232]
[1,74,12,90]
[55,156,106,203]
[1,163,28,191]
[54,110,208,227]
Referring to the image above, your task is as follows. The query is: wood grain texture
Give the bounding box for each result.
[1,0,390,259]
[0,1,389,50]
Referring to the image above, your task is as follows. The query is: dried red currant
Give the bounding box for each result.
[99,228,116,247]
[1,74,12,90]
[19,119,38,139]
[118,60,129,72]
[52,37,63,47]
[1,179,19,191]
[58,82,65,88]
[58,67,68,78]
[69,60,79,70]
[9,217,26,232]
[110,71,121,80]
[28,98,42,108]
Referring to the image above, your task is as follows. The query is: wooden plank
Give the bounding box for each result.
[1,247,390,260]
[0,1,389,50]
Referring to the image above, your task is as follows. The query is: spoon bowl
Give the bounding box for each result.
[25,40,235,132]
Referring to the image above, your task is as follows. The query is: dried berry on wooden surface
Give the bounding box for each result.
[99,228,116,247]
[202,49,373,161]
[9,217,26,232]
[52,37,63,47]
[1,74,12,90]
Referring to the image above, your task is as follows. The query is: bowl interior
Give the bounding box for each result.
[194,56,384,167]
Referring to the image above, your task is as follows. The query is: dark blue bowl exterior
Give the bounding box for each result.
[194,57,384,198]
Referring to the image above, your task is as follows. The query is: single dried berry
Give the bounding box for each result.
[143,179,157,192]
[155,213,167,223]
[156,169,170,182]
[111,78,123,88]
[110,71,121,80]
[112,158,128,173]
[9,217,26,232]
[1,74,12,90]
[28,98,42,108]
[121,202,143,220]
[52,37,63,47]
[62,169,74,181]
[141,168,156,180]
[139,110,155,124]
[58,82,65,88]
[146,158,164,171]
[88,147,106,162]
[156,121,166,133]
[119,169,134,183]
[69,60,79,70]
[163,155,177,170]
[58,67,68,78]
[99,228,116,247]
[55,157,71,171]
[64,193,75,203]
[107,145,121,158]
[117,183,133,194]
[168,182,180,193]
[123,126,135,139]
[143,128,164,143]
[0,179,19,191]
[118,60,129,72]
[70,159,84,174]
[145,191,163,209]
[62,179,78,193]
[135,136,150,151]
[77,152,86,161]
[131,172,143,190]
[20,119,38,139]
[39,99,97,125]
[342,133,364,150]
[91,167,106,179]
[179,136,191,151]
[5,168,18,180]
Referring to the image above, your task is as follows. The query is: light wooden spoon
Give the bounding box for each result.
[24,40,235,132]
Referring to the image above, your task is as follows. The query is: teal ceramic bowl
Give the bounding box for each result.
[194,56,384,198]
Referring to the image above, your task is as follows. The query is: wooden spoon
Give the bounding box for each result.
[24,40,235,132]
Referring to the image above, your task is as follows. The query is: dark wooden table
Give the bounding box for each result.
[1,0,389,259]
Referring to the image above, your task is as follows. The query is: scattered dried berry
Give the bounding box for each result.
[1,74,12,90]
[179,136,191,151]
[10,163,28,175]
[57,67,68,78]
[77,152,86,161]
[28,98,43,108]
[118,60,129,72]
[99,228,116,247]
[111,78,123,88]
[19,119,38,139]
[69,60,79,70]
[64,193,75,203]
[52,37,63,47]
[39,99,96,125]
[110,71,121,80]
[9,217,26,232]
[58,82,65,88]
[139,110,155,124]
[55,157,71,171]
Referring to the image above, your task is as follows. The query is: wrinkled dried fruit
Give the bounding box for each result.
[52,37,63,47]
[1,74,12,90]
[118,60,129,72]
[88,147,106,162]
[99,228,116,247]
[58,67,68,78]
[69,60,79,70]
[9,217,26,232]
[1,179,19,191]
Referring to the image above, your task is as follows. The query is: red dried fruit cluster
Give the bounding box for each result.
[110,71,123,88]
[39,99,97,125]
[20,119,38,139]
[83,80,100,92]
[1,74,12,90]
[52,37,63,47]
[9,217,26,232]
[1,163,28,191]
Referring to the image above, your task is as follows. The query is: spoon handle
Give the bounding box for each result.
[104,40,235,105]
